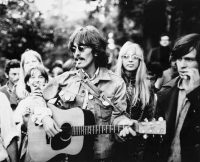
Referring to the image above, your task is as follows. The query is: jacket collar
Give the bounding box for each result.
[92,67,111,84]
[161,76,180,89]
[77,67,111,85]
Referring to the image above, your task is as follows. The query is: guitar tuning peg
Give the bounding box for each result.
[144,118,148,122]
[143,134,148,139]
[158,117,164,121]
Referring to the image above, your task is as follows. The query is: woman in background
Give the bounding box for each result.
[16,49,44,100]
[114,41,156,162]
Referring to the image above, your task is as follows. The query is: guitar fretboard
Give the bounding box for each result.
[72,125,125,136]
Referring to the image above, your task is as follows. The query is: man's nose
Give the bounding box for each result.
[178,59,187,68]
[74,48,80,58]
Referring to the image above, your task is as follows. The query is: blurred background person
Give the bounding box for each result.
[107,45,121,72]
[63,57,76,72]
[0,59,20,110]
[16,49,44,100]
[147,34,171,72]
[0,57,9,87]
[146,62,163,92]
[154,56,178,90]
[50,60,64,78]
[114,41,156,162]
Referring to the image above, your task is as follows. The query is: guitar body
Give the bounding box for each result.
[27,104,166,162]
[28,106,95,162]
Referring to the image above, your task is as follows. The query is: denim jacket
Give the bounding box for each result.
[43,67,127,160]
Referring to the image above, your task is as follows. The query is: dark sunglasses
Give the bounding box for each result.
[70,44,91,53]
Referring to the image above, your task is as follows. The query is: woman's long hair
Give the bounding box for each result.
[115,41,151,109]
[16,49,44,99]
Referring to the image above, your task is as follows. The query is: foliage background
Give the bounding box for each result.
[0,0,200,67]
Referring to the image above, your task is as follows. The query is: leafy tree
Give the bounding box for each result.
[0,0,54,60]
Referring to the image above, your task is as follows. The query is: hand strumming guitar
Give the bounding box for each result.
[42,116,62,137]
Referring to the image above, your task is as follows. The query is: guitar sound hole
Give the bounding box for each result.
[51,123,72,150]
[60,123,72,141]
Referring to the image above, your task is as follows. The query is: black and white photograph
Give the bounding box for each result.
[0,0,200,162]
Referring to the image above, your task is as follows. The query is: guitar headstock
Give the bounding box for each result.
[134,117,166,135]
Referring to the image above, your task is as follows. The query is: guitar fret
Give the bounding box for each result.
[71,120,166,136]
[73,127,75,136]
[84,126,85,135]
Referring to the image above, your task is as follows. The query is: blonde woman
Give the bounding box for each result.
[114,41,156,162]
[16,49,44,100]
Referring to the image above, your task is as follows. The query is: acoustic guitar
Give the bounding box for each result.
[28,105,166,162]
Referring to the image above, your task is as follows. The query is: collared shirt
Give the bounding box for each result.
[81,67,100,81]
[168,79,190,162]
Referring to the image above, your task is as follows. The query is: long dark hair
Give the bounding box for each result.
[171,33,200,70]
[68,25,108,68]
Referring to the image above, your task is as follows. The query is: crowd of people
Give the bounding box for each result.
[0,25,200,162]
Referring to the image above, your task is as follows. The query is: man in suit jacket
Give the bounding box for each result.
[144,33,200,162]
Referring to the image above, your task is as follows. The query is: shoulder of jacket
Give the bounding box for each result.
[107,69,124,81]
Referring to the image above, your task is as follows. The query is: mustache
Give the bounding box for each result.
[75,57,84,61]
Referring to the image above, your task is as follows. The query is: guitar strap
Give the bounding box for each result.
[78,70,131,119]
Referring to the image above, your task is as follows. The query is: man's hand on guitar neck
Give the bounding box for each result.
[118,118,137,138]
[42,116,62,137]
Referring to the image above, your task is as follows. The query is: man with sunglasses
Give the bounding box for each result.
[42,25,135,162]
[144,33,200,162]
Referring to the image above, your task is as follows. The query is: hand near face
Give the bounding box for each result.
[181,68,200,93]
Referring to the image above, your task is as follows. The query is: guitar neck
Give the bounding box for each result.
[72,125,125,136]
